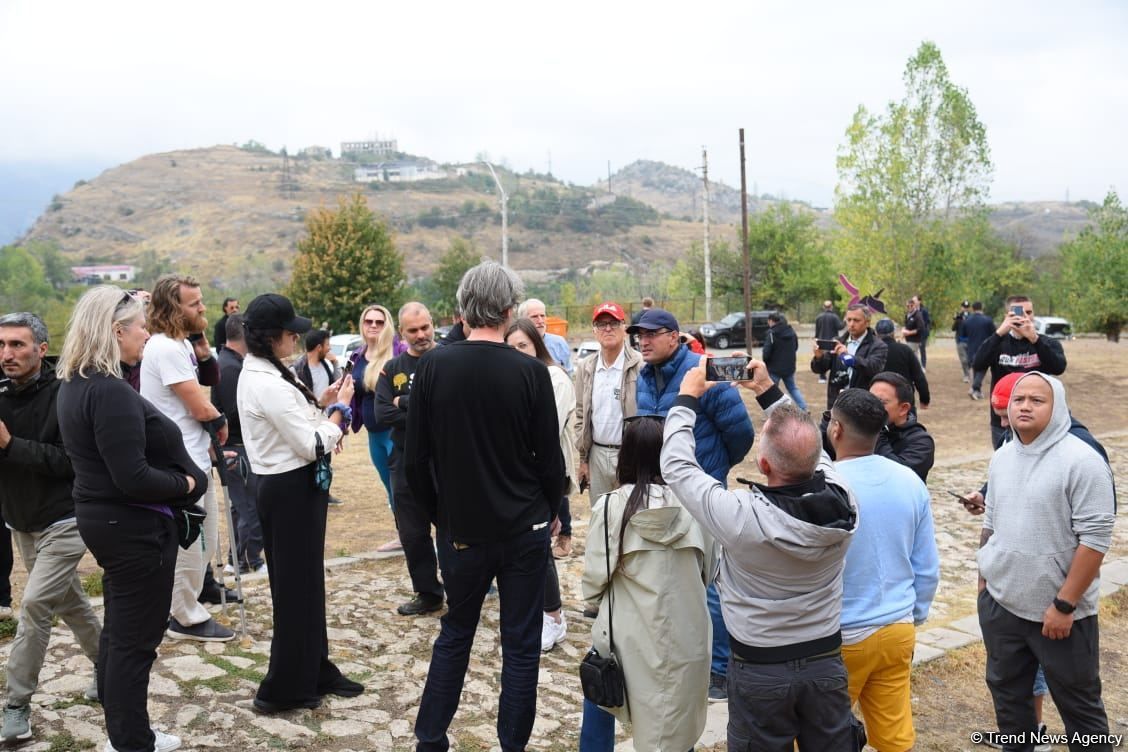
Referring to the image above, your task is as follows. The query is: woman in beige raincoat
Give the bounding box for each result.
[579,415,716,752]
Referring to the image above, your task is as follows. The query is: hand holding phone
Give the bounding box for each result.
[947,490,985,513]
[706,355,751,382]
[816,339,837,352]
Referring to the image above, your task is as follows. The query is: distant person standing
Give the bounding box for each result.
[953,300,972,382]
[814,301,844,383]
[213,297,238,352]
[971,295,1066,447]
[902,295,930,370]
[292,329,342,405]
[873,319,930,409]
[518,298,572,375]
[963,301,996,401]
[761,312,807,410]
[629,297,655,349]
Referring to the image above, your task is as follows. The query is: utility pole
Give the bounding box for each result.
[701,147,712,321]
[483,161,509,268]
[739,128,752,347]
[607,161,612,194]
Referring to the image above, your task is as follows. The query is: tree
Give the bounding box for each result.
[288,194,405,332]
[746,204,835,316]
[1060,191,1128,341]
[25,240,70,291]
[834,41,997,320]
[0,245,52,312]
[431,237,481,317]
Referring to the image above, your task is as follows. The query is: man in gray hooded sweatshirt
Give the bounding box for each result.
[662,357,860,750]
[977,372,1115,751]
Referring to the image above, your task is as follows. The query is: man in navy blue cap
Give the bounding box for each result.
[627,308,754,703]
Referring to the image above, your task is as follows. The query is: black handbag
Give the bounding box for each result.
[175,504,207,550]
[313,432,333,492]
[579,494,626,708]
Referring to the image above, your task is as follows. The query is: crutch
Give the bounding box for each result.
[206,427,250,645]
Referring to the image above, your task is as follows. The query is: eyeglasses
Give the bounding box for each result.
[593,320,622,331]
[637,329,673,340]
[363,318,386,327]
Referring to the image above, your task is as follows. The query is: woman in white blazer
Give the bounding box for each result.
[236,294,361,714]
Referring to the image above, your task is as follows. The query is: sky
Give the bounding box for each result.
[1,0,1125,210]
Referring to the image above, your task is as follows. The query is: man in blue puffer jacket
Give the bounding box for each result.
[627,308,755,702]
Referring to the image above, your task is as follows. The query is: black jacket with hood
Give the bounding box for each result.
[874,414,935,483]
[0,360,77,532]
[761,321,799,377]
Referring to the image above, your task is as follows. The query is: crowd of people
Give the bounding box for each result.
[0,272,1117,752]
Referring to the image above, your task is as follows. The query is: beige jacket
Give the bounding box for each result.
[573,345,642,463]
[582,484,716,751]
[548,365,578,495]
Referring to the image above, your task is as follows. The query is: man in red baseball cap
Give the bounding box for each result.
[567,302,641,561]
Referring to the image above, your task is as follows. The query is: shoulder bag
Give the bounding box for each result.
[313,432,333,492]
[578,493,626,707]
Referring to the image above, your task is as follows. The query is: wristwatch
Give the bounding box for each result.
[1052,597,1075,614]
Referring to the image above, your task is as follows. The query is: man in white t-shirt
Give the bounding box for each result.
[141,274,235,642]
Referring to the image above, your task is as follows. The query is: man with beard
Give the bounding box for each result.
[376,303,444,616]
[141,274,234,642]
[761,312,807,410]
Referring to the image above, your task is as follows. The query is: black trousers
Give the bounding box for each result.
[256,463,343,705]
[391,450,443,601]
[978,589,1111,752]
[77,502,177,752]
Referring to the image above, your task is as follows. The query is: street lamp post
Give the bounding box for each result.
[482,161,509,268]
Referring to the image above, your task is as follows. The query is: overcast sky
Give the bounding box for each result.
[1,0,1124,207]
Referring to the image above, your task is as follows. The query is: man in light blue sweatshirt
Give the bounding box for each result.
[828,388,939,752]
[977,373,1115,752]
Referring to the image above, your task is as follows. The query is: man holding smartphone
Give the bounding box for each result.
[970,295,1066,448]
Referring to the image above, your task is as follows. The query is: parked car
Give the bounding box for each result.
[328,334,363,359]
[575,340,599,361]
[1034,316,1072,339]
[435,325,453,341]
[695,310,777,349]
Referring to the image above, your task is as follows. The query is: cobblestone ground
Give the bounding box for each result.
[3,435,1125,751]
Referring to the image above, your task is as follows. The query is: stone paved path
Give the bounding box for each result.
[2,435,1124,751]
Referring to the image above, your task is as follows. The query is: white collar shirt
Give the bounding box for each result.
[591,346,627,447]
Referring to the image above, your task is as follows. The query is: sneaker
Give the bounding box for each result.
[105,728,181,752]
[1,704,31,743]
[328,495,344,506]
[166,617,235,642]
[1033,723,1051,752]
[541,613,567,652]
[396,594,443,616]
[376,537,403,552]
[252,697,321,715]
[198,586,243,605]
[319,675,364,698]
[962,375,970,383]
[222,563,236,575]
[708,672,727,703]
[817,377,827,384]
[551,535,572,559]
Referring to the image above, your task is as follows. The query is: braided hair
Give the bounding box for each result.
[244,324,318,406]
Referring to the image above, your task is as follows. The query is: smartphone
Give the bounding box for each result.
[188,332,204,343]
[1010,305,1024,317]
[706,355,751,382]
[816,339,838,351]
[947,490,984,510]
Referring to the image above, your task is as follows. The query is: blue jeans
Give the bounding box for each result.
[367,428,394,510]
[415,526,549,751]
[708,581,730,676]
[769,372,808,411]
[580,699,693,752]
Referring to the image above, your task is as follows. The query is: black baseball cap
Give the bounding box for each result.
[244,294,312,333]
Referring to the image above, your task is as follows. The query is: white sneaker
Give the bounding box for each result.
[540,612,567,652]
[223,563,235,575]
[105,729,181,752]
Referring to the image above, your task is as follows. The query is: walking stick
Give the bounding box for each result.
[207,427,250,645]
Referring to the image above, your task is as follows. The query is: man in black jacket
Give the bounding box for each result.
[811,304,888,410]
[868,371,935,482]
[0,313,102,743]
[874,319,930,409]
[292,329,342,405]
[902,295,931,369]
[971,295,1066,447]
[963,301,995,400]
[376,302,442,616]
[212,297,238,352]
[814,301,843,384]
[761,312,807,410]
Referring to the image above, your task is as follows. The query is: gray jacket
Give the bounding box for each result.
[979,373,1115,620]
[661,387,859,655]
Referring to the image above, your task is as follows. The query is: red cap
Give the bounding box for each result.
[991,372,1026,411]
[592,302,626,322]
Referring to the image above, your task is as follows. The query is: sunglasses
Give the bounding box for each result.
[363,318,386,326]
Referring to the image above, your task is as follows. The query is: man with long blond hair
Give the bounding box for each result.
[140,274,234,642]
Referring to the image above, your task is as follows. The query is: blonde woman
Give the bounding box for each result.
[57,286,207,752]
[347,305,400,550]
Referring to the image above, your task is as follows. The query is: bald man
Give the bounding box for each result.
[518,299,572,374]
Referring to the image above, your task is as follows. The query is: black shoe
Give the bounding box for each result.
[198,586,242,605]
[319,676,364,698]
[252,697,321,715]
[328,495,344,506]
[708,672,728,703]
[397,594,443,616]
